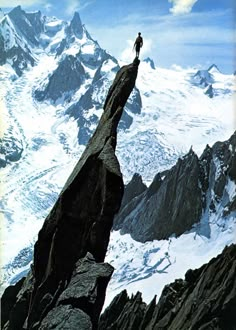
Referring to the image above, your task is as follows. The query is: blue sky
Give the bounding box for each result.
[1,0,235,73]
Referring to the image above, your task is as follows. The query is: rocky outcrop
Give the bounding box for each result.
[193,67,214,87]
[34,55,86,102]
[114,149,203,241]
[0,42,35,76]
[1,58,139,330]
[144,57,156,70]
[192,64,221,98]
[121,173,147,208]
[99,244,236,330]
[204,84,214,98]
[0,134,23,168]
[114,131,236,242]
[113,173,147,230]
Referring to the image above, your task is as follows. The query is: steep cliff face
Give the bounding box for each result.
[1,58,139,330]
[99,244,236,330]
[114,149,202,241]
[114,131,236,242]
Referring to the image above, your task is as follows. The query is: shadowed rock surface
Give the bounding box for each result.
[113,173,147,231]
[114,131,236,242]
[143,57,156,70]
[0,6,42,75]
[1,58,140,330]
[114,148,203,241]
[34,55,86,102]
[121,173,147,207]
[99,244,236,330]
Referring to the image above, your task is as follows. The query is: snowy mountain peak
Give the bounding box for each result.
[67,11,83,39]
[143,57,155,69]
[208,63,220,74]
[8,5,44,47]
[8,5,22,15]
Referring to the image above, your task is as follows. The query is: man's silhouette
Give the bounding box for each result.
[133,32,143,58]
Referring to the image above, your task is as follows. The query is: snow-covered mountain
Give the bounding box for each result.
[0,6,235,307]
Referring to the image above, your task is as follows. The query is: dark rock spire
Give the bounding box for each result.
[1,58,140,330]
[68,11,84,39]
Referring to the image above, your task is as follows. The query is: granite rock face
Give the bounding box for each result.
[1,58,139,330]
[34,55,86,102]
[8,6,44,46]
[113,173,147,231]
[114,149,203,241]
[99,244,236,330]
[121,173,147,207]
[114,131,236,242]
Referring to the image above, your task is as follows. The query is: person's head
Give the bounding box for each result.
[138,32,141,36]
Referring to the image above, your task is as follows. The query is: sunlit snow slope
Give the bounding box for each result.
[105,199,236,307]
[117,62,235,183]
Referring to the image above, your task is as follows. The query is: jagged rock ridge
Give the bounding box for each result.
[114,131,236,242]
[1,58,140,330]
[99,244,236,330]
[192,64,221,98]
[144,57,155,69]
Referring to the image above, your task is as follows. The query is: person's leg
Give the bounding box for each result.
[136,45,140,58]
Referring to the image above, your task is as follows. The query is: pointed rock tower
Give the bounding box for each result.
[1,58,140,330]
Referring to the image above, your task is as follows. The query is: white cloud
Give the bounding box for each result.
[65,0,79,16]
[0,0,45,7]
[120,40,135,63]
[65,0,94,16]
[120,38,153,63]
[44,3,53,13]
[169,0,198,15]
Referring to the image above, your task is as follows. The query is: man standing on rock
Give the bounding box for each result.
[133,32,143,58]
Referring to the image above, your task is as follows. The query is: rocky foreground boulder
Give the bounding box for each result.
[99,244,236,330]
[1,58,140,330]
